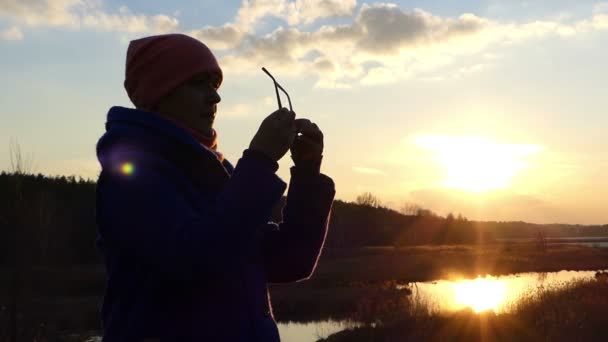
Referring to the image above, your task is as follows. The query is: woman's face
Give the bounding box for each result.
[155,71,222,136]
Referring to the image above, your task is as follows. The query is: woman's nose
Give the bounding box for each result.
[211,90,221,104]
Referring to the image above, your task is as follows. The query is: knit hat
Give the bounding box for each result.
[124,33,223,110]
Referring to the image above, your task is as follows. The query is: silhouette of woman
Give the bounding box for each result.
[94,33,335,341]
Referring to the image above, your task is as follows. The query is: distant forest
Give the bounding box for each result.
[1,171,607,266]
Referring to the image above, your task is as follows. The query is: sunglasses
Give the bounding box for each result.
[262,67,293,112]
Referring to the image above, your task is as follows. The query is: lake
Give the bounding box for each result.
[83,320,359,342]
[277,319,361,342]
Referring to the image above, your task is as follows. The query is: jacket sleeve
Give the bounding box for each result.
[261,166,336,283]
[95,148,287,284]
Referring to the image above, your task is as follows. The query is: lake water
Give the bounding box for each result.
[84,320,358,342]
[402,270,607,314]
[277,319,360,342]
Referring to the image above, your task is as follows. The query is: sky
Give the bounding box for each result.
[1,0,607,224]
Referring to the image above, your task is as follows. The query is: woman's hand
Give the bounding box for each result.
[291,118,324,164]
[249,108,297,162]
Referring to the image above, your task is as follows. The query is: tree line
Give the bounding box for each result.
[2,173,607,267]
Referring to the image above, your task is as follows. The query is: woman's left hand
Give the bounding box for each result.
[290,118,324,163]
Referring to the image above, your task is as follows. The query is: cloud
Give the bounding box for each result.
[355,6,489,54]
[0,0,179,33]
[214,4,493,81]
[352,166,386,175]
[1,26,23,40]
[286,0,357,25]
[190,24,244,50]
[313,56,335,72]
[3,1,607,88]
[235,0,356,29]
[82,11,178,33]
[212,3,608,87]
[0,0,82,28]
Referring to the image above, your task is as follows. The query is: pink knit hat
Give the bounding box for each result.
[124,33,223,110]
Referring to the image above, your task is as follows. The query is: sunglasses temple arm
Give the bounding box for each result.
[276,83,293,112]
[262,67,283,109]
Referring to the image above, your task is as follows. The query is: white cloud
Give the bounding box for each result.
[1,26,23,40]
[0,0,179,33]
[352,166,386,175]
[189,24,244,50]
[286,0,357,25]
[0,0,82,28]
[214,3,608,87]
[235,0,356,30]
[3,1,607,89]
[82,11,178,33]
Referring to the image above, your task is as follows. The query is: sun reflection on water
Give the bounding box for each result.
[452,276,507,313]
[410,271,603,315]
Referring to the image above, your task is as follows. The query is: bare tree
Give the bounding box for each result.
[356,192,381,208]
[416,208,437,217]
[9,138,36,175]
[399,202,421,216]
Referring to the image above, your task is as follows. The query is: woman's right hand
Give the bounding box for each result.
[249,108,297,162]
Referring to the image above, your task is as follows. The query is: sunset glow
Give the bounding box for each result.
[415,135,544,193]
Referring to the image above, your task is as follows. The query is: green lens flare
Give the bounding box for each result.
[120,162,134,175]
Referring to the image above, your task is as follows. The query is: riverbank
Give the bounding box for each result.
[311,243,608,284]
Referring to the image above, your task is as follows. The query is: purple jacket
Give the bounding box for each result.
[95,106,335,341]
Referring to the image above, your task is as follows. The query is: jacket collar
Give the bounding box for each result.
[99,106,233,189]
[106,106,205,153]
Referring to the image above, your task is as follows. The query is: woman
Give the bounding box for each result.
[95,33,335,341]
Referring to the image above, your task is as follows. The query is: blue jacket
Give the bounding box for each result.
[95,106,336,341]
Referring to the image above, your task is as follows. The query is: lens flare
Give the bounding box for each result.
[120,162,134,175]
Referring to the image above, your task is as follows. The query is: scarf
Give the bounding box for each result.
[163,116,225,162]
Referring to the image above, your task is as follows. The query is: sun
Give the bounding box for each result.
[415,134,543,192]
